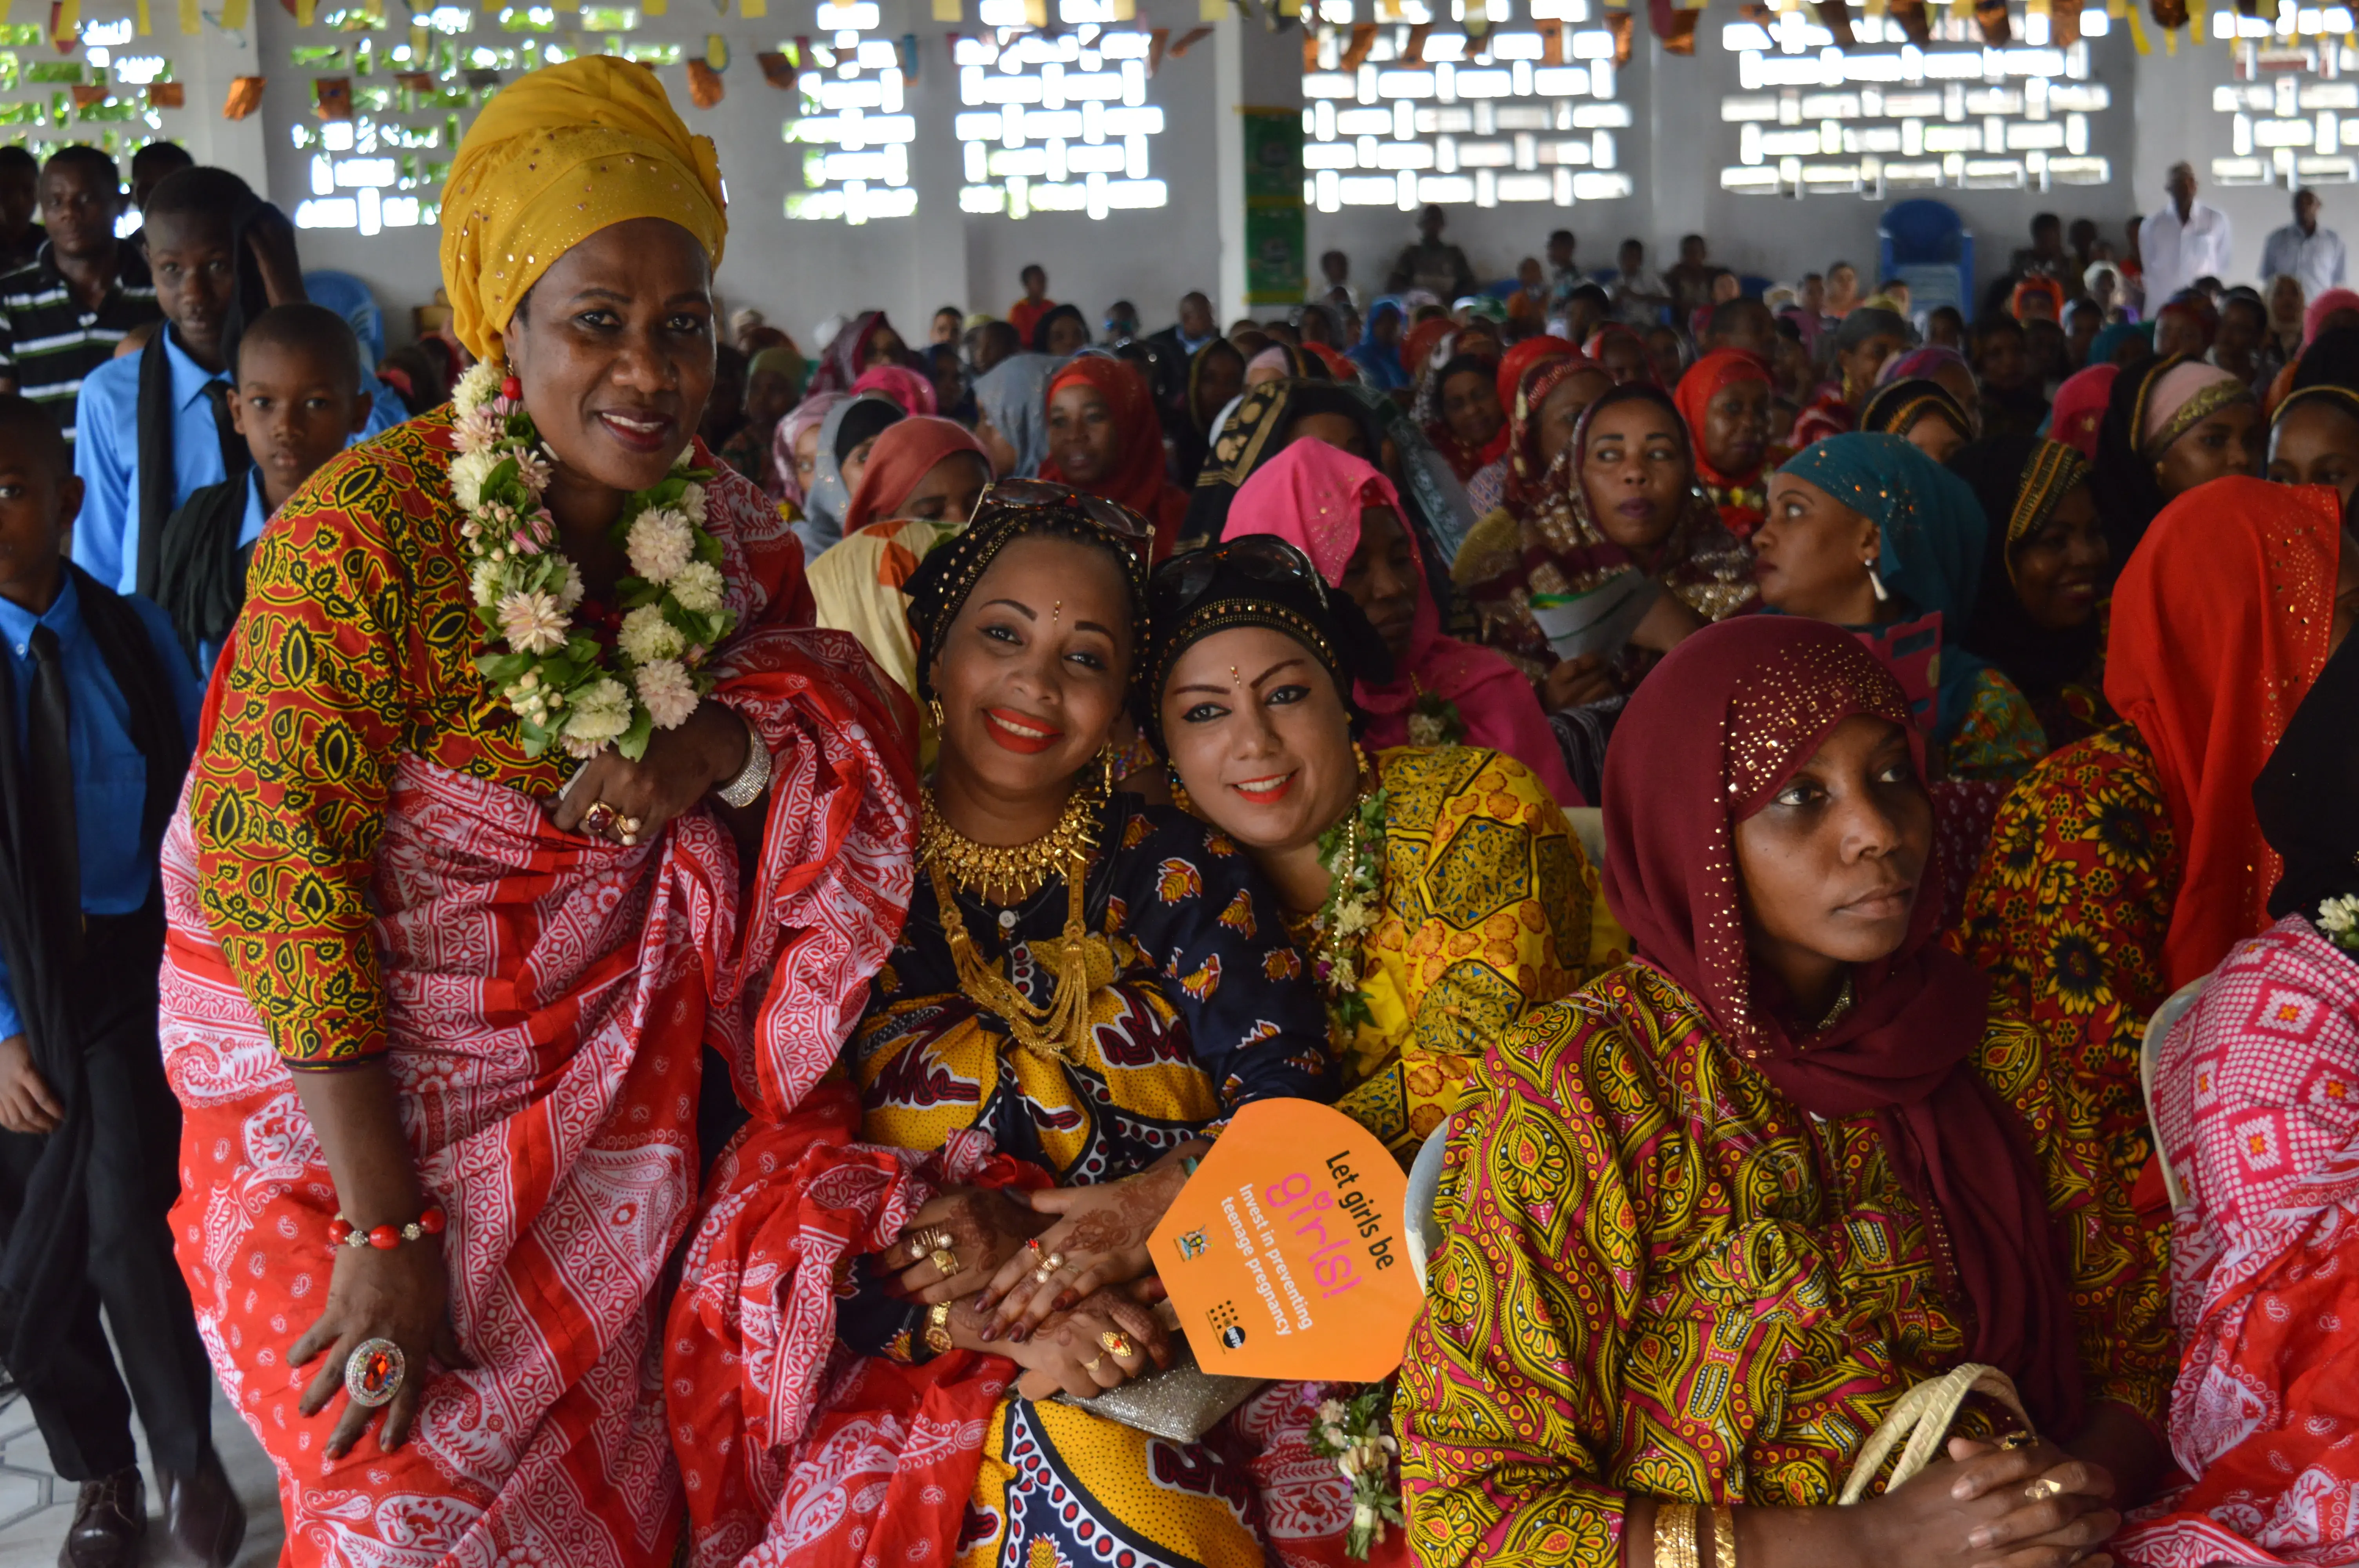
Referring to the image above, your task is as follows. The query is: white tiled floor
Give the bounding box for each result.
[0,1389,281,1568]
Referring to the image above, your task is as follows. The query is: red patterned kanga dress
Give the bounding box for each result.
[161,407,918,1568]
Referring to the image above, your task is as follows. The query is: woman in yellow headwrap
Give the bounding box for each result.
[160,57,919,1568]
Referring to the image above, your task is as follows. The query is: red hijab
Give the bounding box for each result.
[840,416,989,535]
[849,362,938,417]
[1493,334,1574,415]
[1401,316,1454,382]
[2106,476,2342,989]
[1501,352,1605,516]
[1038,355,1189,560]
[1673,348,1774,537]
[1302,340,1356,380]
[1603,616,2084,1432]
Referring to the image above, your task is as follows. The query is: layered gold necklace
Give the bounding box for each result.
[920,775,1115,1062]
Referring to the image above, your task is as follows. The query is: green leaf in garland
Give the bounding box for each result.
[615,704,655,761]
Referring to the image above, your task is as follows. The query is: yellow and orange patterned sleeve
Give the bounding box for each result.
[190,445,441,1067]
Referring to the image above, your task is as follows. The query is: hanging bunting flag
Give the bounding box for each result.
[223,73,265,115]
[705,31,726,65]
[1887,0,1931,41]
[758,47,795,83]
[1301,21,1320,65]
[1604,7,1632,60]
[1809,0,1853,44]
[685,56,722,102]
[50,0,77,49]
[933,0,958,16]
[2052,0,2082,43]
[1147,23,1169,66]
[180,0,200,33]
[897,30,918,79]
[1343,17,1376,62]
[1168,22,1212,50]
[1974,0,2009,40]
[2120,0,2151,51]
[1198,0,1221,24]
[645,0,666,15]
[1404,17,1431,54]
[315,74,353,116]
[147,80,184,104]
[135,0,150,33]
[294,0,314,27]
[222,0,249,30]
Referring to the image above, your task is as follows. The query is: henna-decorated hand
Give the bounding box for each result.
[1004,1287,1176,1401]
[979,1147,1200,1341]
[880,1186,1050,1306]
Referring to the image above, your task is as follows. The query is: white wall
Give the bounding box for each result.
[246,2,2300,352]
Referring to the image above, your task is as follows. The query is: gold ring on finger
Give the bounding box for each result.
[1098,1330,1134,1360]
[1998,1431,2038,1451]
[930,1247,961,1277]
[2026,1477,2064,1502]
[582,801,619,839]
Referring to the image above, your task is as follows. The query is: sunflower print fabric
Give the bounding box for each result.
[1395,962,2172,1568]
[1954,722,2177,1187]
[1332,746,1600,1160]
[851,791,1334,1184]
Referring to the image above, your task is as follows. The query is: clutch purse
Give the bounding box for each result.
[1052,1336,1265,1444]
[1838,1363,2037,1504]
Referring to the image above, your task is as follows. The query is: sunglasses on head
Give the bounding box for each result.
[974,477,1154,545]
[1148,535,1328,622]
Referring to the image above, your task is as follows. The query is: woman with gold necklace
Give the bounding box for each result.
[1138,534,1603,1162]
[763,479,1342,1568]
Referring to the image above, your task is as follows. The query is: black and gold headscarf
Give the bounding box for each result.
[903,480,1153,700]
[1133,535,1391,750]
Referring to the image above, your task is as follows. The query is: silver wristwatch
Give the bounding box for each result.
[715,711,772,808]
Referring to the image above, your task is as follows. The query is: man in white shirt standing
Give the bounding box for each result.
[2143,162,2235,309]
[2261,187,2348,302]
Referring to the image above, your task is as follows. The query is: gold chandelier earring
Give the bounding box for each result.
[1169,766,1196,816]
[926,696,946,728]
[1352,739,1376,786]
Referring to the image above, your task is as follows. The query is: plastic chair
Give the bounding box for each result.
[2141,976,2209,1211]
[1404,1113,1452,1292]
[1878,200,1975,323]
[303,269,385,372]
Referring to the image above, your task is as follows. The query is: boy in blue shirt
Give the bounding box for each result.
[70,165,399,601]
[0,396,239,1568]
[156,301,371,674]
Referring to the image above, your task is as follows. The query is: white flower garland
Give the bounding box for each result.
[451,359,738,761]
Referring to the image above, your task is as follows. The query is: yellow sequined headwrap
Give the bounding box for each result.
[437,56,727,361]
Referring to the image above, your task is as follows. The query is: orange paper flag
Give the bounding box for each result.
[1147,1099,1420,1385]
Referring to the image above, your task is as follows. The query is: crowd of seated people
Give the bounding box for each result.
[5,58,2359,1568]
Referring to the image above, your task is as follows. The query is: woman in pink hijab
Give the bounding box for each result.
[2045,364,2117,460]
[1226,437,1585,806]
[769,390,845,512]
[848,361,938,416]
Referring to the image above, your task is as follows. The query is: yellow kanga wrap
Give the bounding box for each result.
[438,56,728,359]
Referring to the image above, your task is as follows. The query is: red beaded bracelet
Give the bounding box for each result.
[326,1205,448,1252]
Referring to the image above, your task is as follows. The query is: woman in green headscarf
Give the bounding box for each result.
[1753,432,2048,785]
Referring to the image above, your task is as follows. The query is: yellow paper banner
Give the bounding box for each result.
[294,0,314,25]
[180,0,201,34]
[644,0,665,13]
[53,0,79,46]
[742,0,766,15]
[705,31,725,63]
[135,0,151,33]
[221,0,248,29]
[1201,0,1224,19]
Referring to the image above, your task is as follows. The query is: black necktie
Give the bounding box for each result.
[204,380,249,483]
[26,624,81,967]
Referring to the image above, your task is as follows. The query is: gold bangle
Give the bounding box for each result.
[1710,1505,1735,1568]
[923,1301,953,1356]
[1653,1501,1701,1568]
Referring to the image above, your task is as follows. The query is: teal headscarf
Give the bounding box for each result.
[1776,431,1994,744]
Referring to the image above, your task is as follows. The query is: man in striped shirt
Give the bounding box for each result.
[0,146,160,447]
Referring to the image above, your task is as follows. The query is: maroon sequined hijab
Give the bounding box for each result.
[1601,616,2084,1434]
